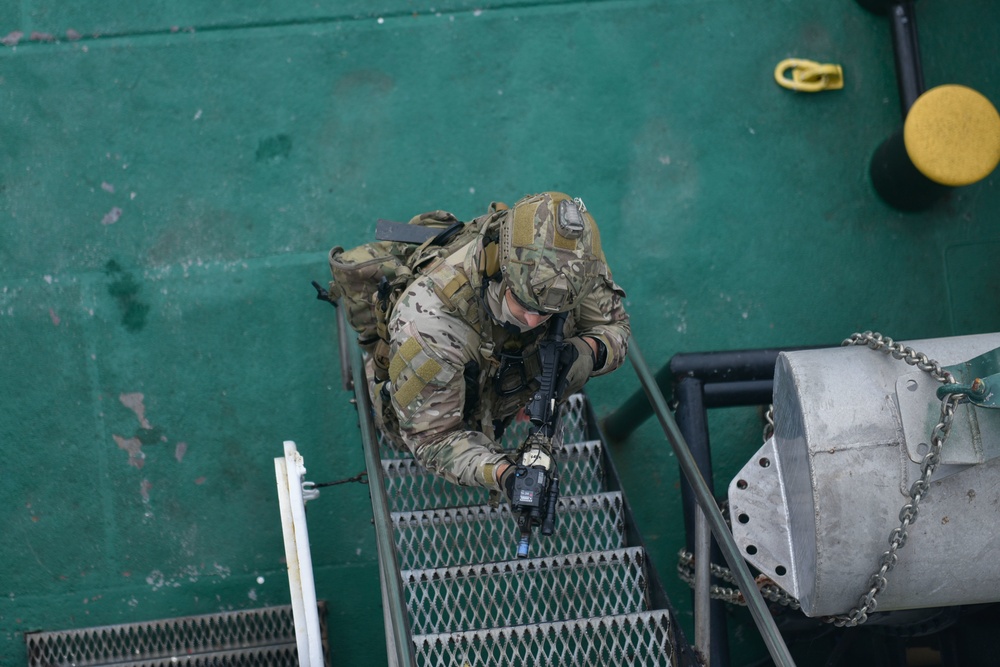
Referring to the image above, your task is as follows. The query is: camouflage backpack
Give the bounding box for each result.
[325,205,505,381]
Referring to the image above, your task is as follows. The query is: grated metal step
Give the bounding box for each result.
[391,492,626,570]
[402,547,651,635]
[383,440,605,512]
[24,604,327,667]
[412,610,676,667]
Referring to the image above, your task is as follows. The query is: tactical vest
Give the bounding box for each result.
[326,206,506,384]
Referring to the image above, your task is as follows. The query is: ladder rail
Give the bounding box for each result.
[350,342,418,667]
[624,339,797,667]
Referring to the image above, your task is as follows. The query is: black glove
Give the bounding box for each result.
[500,463,517,504]
[562,337,596,398]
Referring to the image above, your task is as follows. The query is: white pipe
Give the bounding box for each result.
[275,440,324,667]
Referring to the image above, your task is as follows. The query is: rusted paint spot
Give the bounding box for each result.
[194,476,206,485]
[102,207,122,225]
[49,308,60,326]
[175,441,187,462]
[119,392,151,429]
[1,31,23,46]
[113,434,145,468]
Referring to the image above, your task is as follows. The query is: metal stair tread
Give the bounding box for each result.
[391,491,627,570]
[401,547,652,636]
[382,439,606,512]
[411,609,676,667]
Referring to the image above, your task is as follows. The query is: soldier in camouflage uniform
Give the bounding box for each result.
[369,191,630,498]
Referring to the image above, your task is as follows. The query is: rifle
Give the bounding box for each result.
[509,311,575,558]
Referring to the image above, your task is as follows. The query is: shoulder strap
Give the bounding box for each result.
[375,218,465,245]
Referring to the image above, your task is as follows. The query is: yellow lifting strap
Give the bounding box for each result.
[774,58,844,93]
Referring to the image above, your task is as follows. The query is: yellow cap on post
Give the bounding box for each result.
[903,84,1000,187]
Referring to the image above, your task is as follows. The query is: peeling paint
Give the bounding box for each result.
[113,434,145,468]
[140,479,152,502]
[101,207,122,225]
[175,441,187,462]
[145,570,170,591]
[1,31,23,47]
[145,563,230,592]
[119,392,151,429]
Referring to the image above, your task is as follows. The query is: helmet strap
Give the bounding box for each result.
[481,240,501,279]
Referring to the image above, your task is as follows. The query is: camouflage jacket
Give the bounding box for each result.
[371,228,630,492]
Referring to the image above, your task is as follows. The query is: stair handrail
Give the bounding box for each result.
[348,337,417,667]
[336,302,354,391]
[625,339,796,667]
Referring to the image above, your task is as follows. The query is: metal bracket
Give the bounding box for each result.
[938,346,1000,408]
[727,437,800,602]
[896,351,1000,472]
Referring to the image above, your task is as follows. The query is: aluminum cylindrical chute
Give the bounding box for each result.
[729,333,1000,618]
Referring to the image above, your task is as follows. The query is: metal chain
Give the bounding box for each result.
[676,550,801,609]
[842,331,956,383]
[823,331,961,627]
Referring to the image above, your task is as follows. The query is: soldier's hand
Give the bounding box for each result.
[499,464,517,504]
[562,336,596,398]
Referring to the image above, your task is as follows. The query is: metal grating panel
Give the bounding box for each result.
[412,610,675,667]
[382,440,605,512]
[402,547,650,635]
[25,604,327,667]
[391,492,626,570]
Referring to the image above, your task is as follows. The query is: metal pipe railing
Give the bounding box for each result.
[888,1,925,115]
[674,376,729,667]
[349,342,417,667]
[605,348,790,441]
[625,340,797,667]
[336,304,355,391]
[693,505,713,666]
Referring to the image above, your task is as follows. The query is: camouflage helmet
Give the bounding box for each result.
[498,192,606,313]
